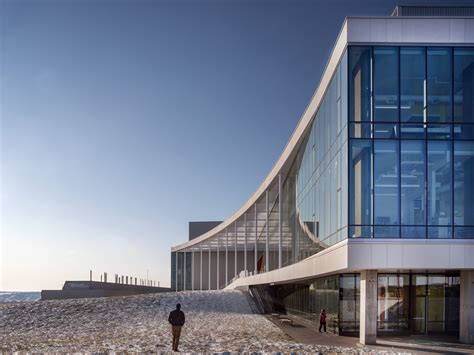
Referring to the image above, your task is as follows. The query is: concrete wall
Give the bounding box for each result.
[347,239,474,270]
[41,281,171,300]
[347,17,474,44]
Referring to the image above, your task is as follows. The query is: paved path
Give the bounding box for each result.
[267,314,474,354]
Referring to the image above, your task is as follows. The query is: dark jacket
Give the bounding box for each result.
[320,312,326,323]
[168,309,185,326]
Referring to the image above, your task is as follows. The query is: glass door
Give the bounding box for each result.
[412,275,427,333]
[427,276,445,332]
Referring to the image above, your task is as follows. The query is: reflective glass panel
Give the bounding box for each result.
[349,140,372,226]
[427,124,451,139]
[454,226,474,239]
[428,226,452,239]
[349,47,372,122]
[427,276,446,332]
[374,140,399,225]
[454,141,474,226]
[411,275,427,333]
[374,123,398,139]
[401,141,426,225]
[374,47,399,122]
[339,274,359,332]
[428,141,452,226]
[454,48,474,123]
[401,47,425,123]
[350,123,371,138]
[377,275,409,331]
[427,48,452,123]
[401,226,426,239]
[453,124,474,140]
[349,225,372,239]
[374,225,399,238]
[400,124,426,139]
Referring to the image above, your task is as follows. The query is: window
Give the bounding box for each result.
[454,48,474,123]
[374,47,399,122]
[401,141,426,230]
[401,47,425,123]
[349,47,372,122]
[427,48,452,123]
[374,140,399,237]
[427,141,452,229]
[348,46,474,240]
[349,140,372,227]
[378,274,409,331]
[454,141,474,226]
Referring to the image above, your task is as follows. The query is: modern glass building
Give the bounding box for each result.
[171,6,474,344]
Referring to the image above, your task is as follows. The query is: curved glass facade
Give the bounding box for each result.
[289,50,349,262]
[172,45,474,292]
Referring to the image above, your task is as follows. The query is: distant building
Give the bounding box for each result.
[171,5,474,345]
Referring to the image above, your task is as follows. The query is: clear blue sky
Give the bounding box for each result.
[2,0,473,291]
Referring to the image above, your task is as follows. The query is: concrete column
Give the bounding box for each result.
[234,221,237,278]
[460,270,474,344]
[191,250,194,291]
[183,252,186,291]
[244,213,247,274]
[208,249,211,290]
[360,270,377,345]
[265,190,269,272]
[217,236,220,289]
[175,253,178,291]
[278,174,282,269]
[225,229,228,285]
[200,244,203,291]
[254,205,258,273]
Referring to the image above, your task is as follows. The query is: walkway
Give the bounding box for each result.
[267,314,474,354]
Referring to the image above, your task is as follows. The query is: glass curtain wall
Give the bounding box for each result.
[282,276,339,328]
[377,274,410,331]
[378,273,460,334]
[291,51,349,259]
[410,274,460,334]
[280,274,359,334]
[339,274,360,333]
[349,46,474,239]
[172,52,351,286]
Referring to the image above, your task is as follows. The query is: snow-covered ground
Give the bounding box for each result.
[1,290,368,353]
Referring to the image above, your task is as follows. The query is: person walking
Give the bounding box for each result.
[168,303,185,351]
[319,308,327,333]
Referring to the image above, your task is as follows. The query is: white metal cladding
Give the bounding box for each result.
[171,16,474,254]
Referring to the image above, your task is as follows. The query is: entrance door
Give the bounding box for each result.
[427,276,445,332]
[411,275,448,334]
[412,275,427,333]
[414,294,426,333]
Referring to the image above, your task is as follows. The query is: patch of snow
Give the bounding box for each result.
[1,290,371,353]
